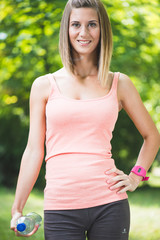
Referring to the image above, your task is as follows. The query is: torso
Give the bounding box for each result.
[49,67,122,111]
[52,67,114,99]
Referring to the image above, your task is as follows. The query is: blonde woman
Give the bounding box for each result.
[10,0,160,239]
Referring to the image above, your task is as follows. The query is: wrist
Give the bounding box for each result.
[12,204,23,216]
[130,165,149,181]
[129,172,143,183]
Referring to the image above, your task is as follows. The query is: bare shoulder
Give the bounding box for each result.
[31,68,65,100]
[117,72,139,104]
[31,74,51,102]
[118,72,134,89]
[32,74,50,88]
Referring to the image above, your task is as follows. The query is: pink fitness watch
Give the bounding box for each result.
[131,165,149,181]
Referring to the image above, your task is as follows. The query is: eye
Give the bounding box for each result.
[71,23,80,28]
[88,22,97,27]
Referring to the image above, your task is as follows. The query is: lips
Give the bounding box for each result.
[77,40,91,45]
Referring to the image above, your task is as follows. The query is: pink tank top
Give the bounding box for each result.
[44,72,128,210]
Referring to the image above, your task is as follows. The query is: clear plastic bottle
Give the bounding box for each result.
[16,212,42,235]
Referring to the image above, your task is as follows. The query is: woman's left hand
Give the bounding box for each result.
[105,167,143,194]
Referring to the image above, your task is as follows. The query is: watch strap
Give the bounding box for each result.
[131,165,149,181]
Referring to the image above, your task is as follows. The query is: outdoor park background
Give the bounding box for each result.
[0,0,160,239]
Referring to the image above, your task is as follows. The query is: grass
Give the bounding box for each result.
[0,188,44,240]
[128,187,160,240]
[1,172,160,240]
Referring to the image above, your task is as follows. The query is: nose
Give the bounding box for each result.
[79,25,89,37]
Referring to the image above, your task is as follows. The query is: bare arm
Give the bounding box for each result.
[119,73,160,170]
[105,73,160,192]
[11,75,50,233]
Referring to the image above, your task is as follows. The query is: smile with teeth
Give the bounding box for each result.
[78,40,91,45]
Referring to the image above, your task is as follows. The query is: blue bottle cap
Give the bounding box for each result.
[17,223,26,232]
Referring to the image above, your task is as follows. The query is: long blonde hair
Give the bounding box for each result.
[59,0,113,88]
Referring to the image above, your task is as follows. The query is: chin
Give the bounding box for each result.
[73,47,97,56]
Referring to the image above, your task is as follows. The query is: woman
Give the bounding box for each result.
[10,0,160,239]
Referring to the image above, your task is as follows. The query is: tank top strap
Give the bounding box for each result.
[112,72,120,90]
[47,73,60,99]
[110,72,120,97]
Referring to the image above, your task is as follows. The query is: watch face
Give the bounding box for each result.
[138,168,142,173]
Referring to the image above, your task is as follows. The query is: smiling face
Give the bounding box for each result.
[69,8,101,58]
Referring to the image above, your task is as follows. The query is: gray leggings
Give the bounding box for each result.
[44,199,130,240]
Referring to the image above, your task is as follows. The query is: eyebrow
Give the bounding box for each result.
[70,20,99,23]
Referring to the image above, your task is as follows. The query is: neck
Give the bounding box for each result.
[72,50,99,79]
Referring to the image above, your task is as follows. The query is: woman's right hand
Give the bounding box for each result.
[10,211,22,236]
[10,211,39,237]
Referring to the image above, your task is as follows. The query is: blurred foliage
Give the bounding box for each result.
[0,0,159,188]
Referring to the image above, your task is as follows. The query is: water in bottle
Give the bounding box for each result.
[16,212,42,235]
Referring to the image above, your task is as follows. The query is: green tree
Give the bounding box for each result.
[0,0,159,188]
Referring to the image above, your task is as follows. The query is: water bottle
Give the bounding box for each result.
[16,212,42,235]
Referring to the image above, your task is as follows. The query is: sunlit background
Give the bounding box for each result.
[0,0,160,239]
